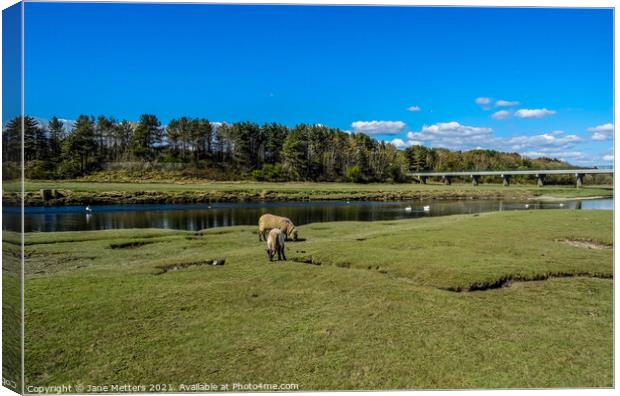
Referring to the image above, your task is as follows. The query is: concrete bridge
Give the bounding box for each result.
[408,169,614,188]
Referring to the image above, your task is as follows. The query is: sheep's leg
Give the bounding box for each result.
[281,247,287,261]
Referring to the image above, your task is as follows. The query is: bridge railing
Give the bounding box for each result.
[407,169,613,187]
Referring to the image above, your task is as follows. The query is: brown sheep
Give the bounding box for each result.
[266,228,286,261]
[258,214,298,242]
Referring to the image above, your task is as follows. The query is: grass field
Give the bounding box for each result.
[2,231,22,393]
[19,210,612,390]
[3,180,613,206]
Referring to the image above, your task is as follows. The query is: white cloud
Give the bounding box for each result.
[407,106,421,112]
[33,117,75,130]
[396,120,583,157]
[516,131,589,163]
[587,123,613,141]
[587,123,613,133]
[351,120,406,135]
[522,151,585,160]
[514,108,556,119]
[389,138,407,149]
[500,131,589,164]
[389,137,420,149]
[505,131,582,151]
[210,121,226,130]
[491,110,511,120]
[502,132,588,163]
[390,138,410,150]
[58,118,76,126]
[475,97,491,105]
[592,132,609,141]
[405,121,494,150]
[414,122,492,137]
[496,99,520,107]
[603,154,614,161]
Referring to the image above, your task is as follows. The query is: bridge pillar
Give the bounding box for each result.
[471,175,480,186]
[536,174,545,187]
[576,173,585,188]
[419,176,427,184]
[502,174,511,187]
[442,176,452,185]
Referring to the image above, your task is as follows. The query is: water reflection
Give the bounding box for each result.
[3,198,612,233]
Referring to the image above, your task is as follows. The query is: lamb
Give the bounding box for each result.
[258,214,299,242]
[266,228,286,261]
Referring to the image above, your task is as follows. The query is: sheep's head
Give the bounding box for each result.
[289,228,298,241]
[266,248,274,261]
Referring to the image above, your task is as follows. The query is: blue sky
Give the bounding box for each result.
[2,2,21,124]
[18,3,614,165]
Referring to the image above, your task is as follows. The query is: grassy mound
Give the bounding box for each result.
[3,180,613,206]
[22,210,612,389]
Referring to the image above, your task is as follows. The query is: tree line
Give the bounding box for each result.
[2,114,575,182]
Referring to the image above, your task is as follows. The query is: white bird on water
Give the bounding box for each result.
[85,205,92,212]
[405,206,412,211]
[524,204,529,209]
[559,203,564,207]
[423,205,431,212]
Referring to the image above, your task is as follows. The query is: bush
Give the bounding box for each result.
[346,166,366,183]
[159,154,182,164]
[25,160,55,179]
[56,160,83,179]
[251,164,285,181]
[388,164,409,183]
[2,162,21,180]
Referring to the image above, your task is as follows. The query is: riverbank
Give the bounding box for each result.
[2,180,613,206]
[20,210,612,388]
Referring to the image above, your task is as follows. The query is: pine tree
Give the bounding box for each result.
[282,126,308,180]
[114,121,134,161]
[3,116,23,162]
[130,114,162,161]
[166,119,181,159]
[95,116,116,160]
[262,123,288,164]
[47,116,65,161]
[62,115,97,172]
[231,122,263,170]
[21,116,47,161]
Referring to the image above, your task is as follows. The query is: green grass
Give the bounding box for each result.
[12,180,613,195]
[3,180,613,206]
[3,232,23,393]
[23,210,612,389]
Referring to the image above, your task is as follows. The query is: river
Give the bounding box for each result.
[2,198,612,233]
